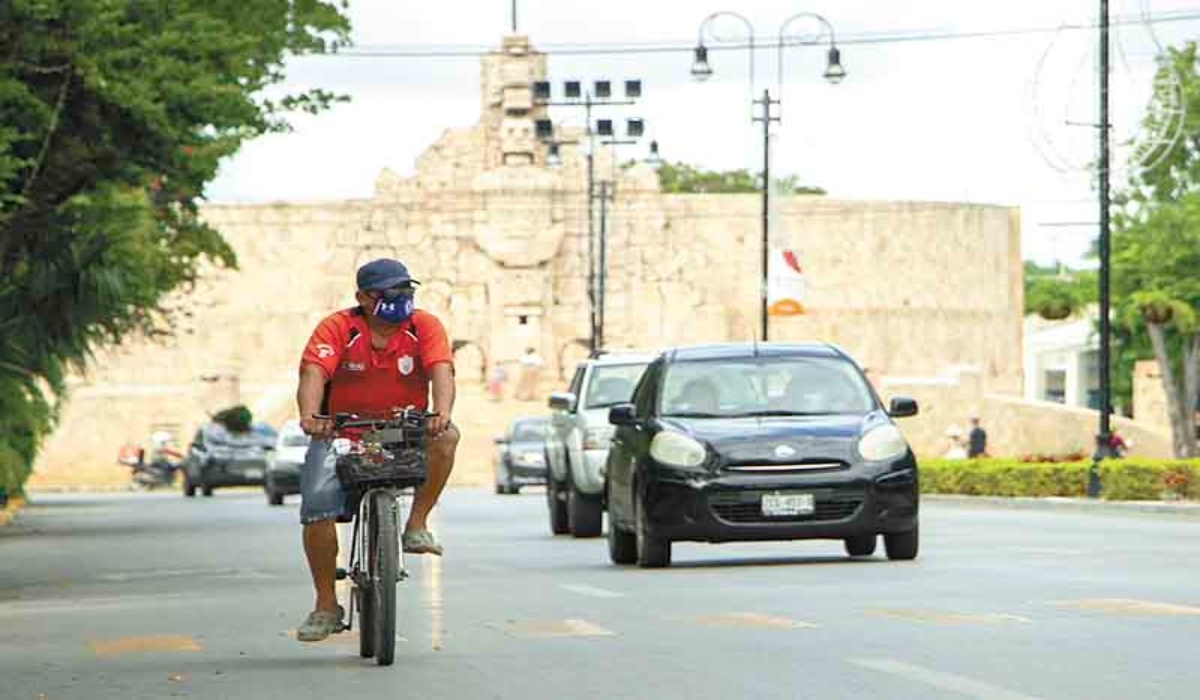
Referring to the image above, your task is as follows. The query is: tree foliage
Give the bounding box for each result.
[656,161,825,195]
[0,0,351,494]
[1112,41,1200,458]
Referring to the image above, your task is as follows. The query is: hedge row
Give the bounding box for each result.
[920,458,1200,501]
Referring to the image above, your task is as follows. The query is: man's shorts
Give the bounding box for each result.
[299,424,460,525]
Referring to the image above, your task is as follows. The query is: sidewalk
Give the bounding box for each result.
[924,493,1200,518]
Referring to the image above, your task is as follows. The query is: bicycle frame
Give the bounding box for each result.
[344,484,411,631]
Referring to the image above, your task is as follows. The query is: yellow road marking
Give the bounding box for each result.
[89,634,203,656]
[686,612,816,629]
[499,619,615,639]
[1056,598,1200,616]
[867,609,1032,625]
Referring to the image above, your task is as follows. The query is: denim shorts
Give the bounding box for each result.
[299,440,346,525]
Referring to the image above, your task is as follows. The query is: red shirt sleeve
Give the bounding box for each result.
[415,312,454,372]
[301,314,348,379]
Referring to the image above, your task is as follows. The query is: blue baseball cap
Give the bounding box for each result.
[356,258,419,291]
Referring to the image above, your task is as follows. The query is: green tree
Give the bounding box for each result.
[1112,41,1200,458]
[0,0,351,495]
[656,161,825,195]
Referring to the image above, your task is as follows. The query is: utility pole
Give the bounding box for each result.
[1090,0,1112,498]
[754,89,780,342]
[597,180,613,350]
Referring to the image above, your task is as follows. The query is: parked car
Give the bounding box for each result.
[493,416,550,494]
[545,351,654,537]
[604,343,920,568]
[182,420,272,497]
[266,420,309,505]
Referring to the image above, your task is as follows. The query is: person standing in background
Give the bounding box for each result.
[967,416,988,459]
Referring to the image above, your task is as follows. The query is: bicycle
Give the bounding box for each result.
[316,408,431,666]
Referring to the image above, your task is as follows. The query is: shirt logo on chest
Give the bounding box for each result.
[398,355,415,376]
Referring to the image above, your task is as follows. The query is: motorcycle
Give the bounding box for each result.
[118,443,183,491]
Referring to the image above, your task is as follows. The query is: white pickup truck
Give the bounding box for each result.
[544,351,653,537]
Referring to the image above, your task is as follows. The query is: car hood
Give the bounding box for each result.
[660,413,887,464]
[507,440,545,455]
[273,446,308,465]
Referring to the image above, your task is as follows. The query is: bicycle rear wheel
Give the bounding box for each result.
[358,495,376,659]
[369,490,399,666]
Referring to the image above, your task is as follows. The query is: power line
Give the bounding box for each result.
[320,11,1200,59]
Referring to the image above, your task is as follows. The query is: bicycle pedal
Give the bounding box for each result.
[335,567,348,580]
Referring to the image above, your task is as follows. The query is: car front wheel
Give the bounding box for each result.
[607,481,637,565]
[546,461,569,535]
[568,478,602,538]
[884,526,919,561]
[183,478,196,498]
[634,492,671,569]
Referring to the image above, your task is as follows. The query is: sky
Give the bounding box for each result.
[205,0,1200,267]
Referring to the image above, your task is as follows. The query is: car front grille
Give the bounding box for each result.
[709,491,864,524]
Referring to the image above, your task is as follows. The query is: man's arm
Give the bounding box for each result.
[428,362,455,436]
[298,363,333,439]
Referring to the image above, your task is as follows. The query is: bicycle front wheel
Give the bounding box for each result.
[369,490,399,666]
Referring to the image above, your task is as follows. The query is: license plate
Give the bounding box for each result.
[762,493,814,516]
[242,469,263,479]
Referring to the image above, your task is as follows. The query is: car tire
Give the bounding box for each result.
[634,491,671,569]
[884,525,919,561]
[844,534,877,557]
[202,484,214,497]
[607,481,637,565]
[567,476,603,538]
[494,483,505,495]
[546,474,569,535]
[183,479,196,498]
[268,489,285,506]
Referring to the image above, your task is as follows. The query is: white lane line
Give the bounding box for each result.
[849,658,1045,700]
[560,584,625,599]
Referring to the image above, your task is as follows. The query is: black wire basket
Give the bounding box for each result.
[334,414,428,491]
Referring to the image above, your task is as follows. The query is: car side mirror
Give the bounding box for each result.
[549,392,577,412]
[608,403,637,426]
[493,437,508,445]
[889,396,919,418]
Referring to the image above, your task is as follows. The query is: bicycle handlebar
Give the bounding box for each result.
[311,409,437,432]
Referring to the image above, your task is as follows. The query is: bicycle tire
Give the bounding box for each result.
[358,495,376,659]
[371,490,399,666]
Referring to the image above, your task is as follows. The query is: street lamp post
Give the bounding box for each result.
[1090,0,1114,497]
[533,80,656,354]
[691,11,845,341]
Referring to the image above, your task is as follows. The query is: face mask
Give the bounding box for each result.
[372,290,415,324]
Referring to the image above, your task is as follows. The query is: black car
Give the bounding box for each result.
[182,421,272,497]
[604,343,919,568]
[494,416,550,494]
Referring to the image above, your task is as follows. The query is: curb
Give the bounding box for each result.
[0,496,27,527]
[924,493,1200,517]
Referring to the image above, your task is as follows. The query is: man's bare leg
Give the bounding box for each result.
[303,520,339,612]
[406,425,459,533]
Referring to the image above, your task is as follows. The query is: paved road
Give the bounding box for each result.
[2,488,1199,700]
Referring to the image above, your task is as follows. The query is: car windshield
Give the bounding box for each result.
[659,356,876,418]
[584,363,648,409]
[511,421,547,442]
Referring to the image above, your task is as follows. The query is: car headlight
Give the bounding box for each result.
[858,424,909,462]
[516,451,545,465]
[583,426,614,450]
[650,431,708,469]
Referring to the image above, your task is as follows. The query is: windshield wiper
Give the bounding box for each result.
[736,410,829,417]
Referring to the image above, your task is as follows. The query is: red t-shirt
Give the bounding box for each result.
[300,308,453,416]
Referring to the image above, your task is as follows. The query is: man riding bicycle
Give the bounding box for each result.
[295,258,458,642]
